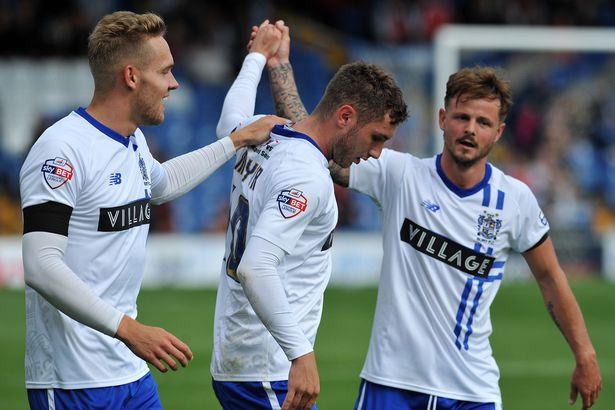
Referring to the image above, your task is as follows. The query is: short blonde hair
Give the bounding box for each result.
[88,11,166,92]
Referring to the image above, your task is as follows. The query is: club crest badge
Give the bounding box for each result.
[138,153,150,187]
[41,157,74,189]
[277,188,308,219]
[477,210,502,245]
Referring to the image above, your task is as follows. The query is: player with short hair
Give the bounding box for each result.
[20,11,284,410]
[266,44,602,408]
[211,20,408,410]
[336,68,601,409]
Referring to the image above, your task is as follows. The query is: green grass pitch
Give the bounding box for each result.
[1,281,613,409]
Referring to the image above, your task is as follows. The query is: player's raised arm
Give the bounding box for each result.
[266,20,309,122]
[216,20,283,139]
[151,114,286,204]
[523,237,602,409]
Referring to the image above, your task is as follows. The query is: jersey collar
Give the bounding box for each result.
[271,124,325,157]
[75,107,133,148]
[435,154,492,197]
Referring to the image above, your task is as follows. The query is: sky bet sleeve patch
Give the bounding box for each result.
[277,188,308,219]
[41,157,74,189]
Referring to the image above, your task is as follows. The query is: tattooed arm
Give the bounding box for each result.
[328,160,350,187]
[524,237,601,410]
[267,21,308,122]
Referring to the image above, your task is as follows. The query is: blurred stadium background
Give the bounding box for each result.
[0,0,614,408]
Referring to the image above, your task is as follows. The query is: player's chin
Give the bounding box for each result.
[144,111,165,126]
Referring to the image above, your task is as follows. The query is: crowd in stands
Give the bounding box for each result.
[2,0,615,276]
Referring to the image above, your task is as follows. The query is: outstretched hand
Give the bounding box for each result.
[115,315,193,373]
[229,115,288,149]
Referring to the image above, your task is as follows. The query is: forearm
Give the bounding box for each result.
[216,53,266,138]
[268,62,308,122]
[237,236,313,360]
[22,231,125,336]
[328,160,350,187]
[151,137,235,204]
[537,273,596,362]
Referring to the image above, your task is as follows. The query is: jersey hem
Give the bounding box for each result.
[211,372,289,383]
[360,372,502,405]
[25,367,150,390]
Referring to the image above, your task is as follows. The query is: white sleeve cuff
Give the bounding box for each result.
[219,135,237,154]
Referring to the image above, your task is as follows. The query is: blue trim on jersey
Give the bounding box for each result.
[435,154,492,198]
[482,184,491,206]
[454,278,473,349]
[271,124,324,157]
[27,373,161,410]
[457,241,495,350]
[492,261,505,269]
[463,280,485,350]
[496,189,505,210]
[482,272,503,282]
[75,107,133,147]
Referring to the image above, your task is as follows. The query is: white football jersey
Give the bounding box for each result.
[211,122,337,381]
[350,149,549,404]
[20,108,163,389]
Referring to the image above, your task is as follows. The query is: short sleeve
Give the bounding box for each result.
[510,182,550,253]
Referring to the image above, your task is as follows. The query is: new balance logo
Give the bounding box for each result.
[421,200,440,213]
[109,173,122,185]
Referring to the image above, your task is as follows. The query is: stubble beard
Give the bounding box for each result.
[135,89,165,126]
[332,125,359,168]
[447,141,493,170]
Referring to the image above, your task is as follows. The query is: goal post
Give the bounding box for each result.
[434,25,615,279]
[433,24,615,152]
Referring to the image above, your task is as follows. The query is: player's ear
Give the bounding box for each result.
[122,65,138,90]
[438,108,446,131]
[494,122,506,143]
[336,105,356,128]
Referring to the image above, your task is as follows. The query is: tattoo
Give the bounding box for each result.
[547,301,564,334]
[269,63,309,122]
[328,161,350,187]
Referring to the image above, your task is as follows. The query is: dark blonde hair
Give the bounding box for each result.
[445,66,512,122]
[313,61,408,126]
[88,11,166,91]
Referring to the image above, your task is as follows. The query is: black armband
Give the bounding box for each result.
[23,201,73,236]
[523,232,549,253]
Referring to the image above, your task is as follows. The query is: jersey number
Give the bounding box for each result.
[226,195,249,282]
